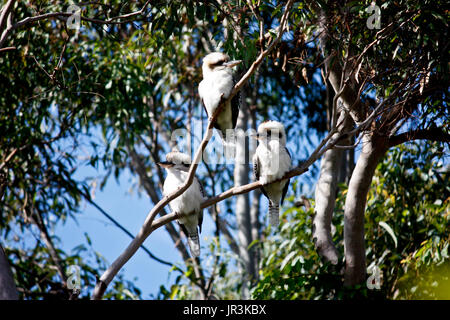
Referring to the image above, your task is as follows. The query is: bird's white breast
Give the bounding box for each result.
[255,141,291,203]
[199,69,234,116]
[163,170,203,216]
[255,140,291,185]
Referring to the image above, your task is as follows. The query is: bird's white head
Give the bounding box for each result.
[158,149,191,172]
[201,52,241,78]
[256,120,287,146]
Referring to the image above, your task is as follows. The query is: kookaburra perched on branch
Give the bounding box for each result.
[199,52,242,142]
[158,149,204,257]
[253,121,292,227]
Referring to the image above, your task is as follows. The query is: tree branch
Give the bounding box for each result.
[29,212,68,287]
[0,0,15,33]
[0,46,15,52]
[0,0,151,48]
[388,128,450,147]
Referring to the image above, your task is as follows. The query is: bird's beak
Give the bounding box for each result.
[157,161,174,168]
[224,60,242,68]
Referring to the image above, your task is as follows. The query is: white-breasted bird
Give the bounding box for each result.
[158,149,205,257]
[198,52,242,141]
[253,120,292,227]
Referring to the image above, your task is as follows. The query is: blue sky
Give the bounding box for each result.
[56,159,224,298]
[56,166,183,298]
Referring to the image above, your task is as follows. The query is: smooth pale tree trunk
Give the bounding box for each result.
[222,12,255,296]
[233,95,254,299]
[313,146,343,265]
[249,104,261,279]
[249,188,261,278]
[315,8,360,266]
[0,244,18,300]
[313,110,353,264]
[343,133,388,285]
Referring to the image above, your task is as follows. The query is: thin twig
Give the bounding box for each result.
[0,0,151,48]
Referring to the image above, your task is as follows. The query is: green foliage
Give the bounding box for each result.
[4,230,142,300]
[158,236,246,300]
[251,202,343,299]
[253,141,449,299]
[365,141,449,299]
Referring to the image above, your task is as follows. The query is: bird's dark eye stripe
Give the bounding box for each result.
[182,163,190,167]
[212,59,226,66]
[263,130,282,138]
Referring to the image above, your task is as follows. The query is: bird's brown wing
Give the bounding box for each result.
[253,155,269,199]
[281,147,292,204]
[231,76,241,129]
[196,177,205,234]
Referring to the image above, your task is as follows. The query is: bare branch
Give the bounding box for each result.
[388,128,450,147]
[0,45,15,52]
[0,148,18,171]
[29,212,67,287]
[0,0,151,48]
[15,1,151,27]
[0,0,15,33]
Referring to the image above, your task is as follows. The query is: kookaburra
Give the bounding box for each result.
[198,52,242,141]
[158,149,204,257]
[253,121,292,227]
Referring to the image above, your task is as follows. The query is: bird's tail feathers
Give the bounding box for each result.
[268,202,280,227]
[187,232,201,258]
[221,132,236,160]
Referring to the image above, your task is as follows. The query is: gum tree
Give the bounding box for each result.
[0,0,448,300]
